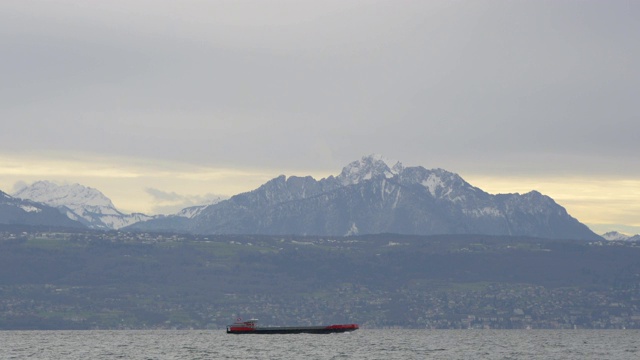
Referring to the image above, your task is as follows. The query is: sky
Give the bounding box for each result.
[1,0,639,234]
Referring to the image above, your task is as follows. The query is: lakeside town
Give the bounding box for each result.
[1,228,639,330]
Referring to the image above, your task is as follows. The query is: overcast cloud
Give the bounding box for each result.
[145,187,227,214]
[1,1,639,232]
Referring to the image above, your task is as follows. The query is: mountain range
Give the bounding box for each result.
[1,155,620,240]
[126,155,602,240]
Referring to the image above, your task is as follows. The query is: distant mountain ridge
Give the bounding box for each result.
[128,155,602,240]
[12,181,154,230]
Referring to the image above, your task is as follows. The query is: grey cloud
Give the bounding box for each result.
[1,1,639,177]
[145,188,184,202]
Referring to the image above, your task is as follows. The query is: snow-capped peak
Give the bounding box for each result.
[337,154,404,186]
[11,180,155,230]
[13,180,118,214]
[601,231,631,241]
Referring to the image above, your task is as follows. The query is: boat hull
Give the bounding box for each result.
[227,324,359,334]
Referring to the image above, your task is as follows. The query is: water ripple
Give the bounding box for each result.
[0,329,638,359]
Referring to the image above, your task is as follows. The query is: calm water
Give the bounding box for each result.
[1,329,638,359]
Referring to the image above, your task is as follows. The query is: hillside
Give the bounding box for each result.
[1,228,637,329]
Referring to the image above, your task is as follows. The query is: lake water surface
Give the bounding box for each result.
[1,329,638,359]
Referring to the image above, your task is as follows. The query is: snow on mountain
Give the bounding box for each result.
[601,231,629,241]
[13,181,153,230]
[99,212,156,230]
[601,231,640,241]
[0,189,84,228]
[336,157,477,208]
[19,204,42,213]
[173,195,226,218]
[337,154,403,186]
[14,181,117,214]
[175,205,209,218]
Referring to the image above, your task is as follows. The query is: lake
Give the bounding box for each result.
[1,329,638,359]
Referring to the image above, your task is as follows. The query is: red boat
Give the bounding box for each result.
[226,318,359,334]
